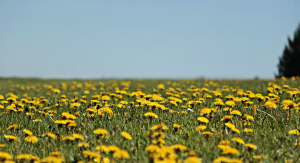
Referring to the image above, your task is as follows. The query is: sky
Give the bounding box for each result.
[0,1,299,79]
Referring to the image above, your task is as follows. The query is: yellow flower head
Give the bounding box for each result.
[113,149,130,159]
[184,156,201,163]
[4,135,18,142]
[288,129,300,135]
[144,112,158,118]
[121,132,132,140]
[197,117,209,123]
[25,135,39,144]
[0,151,13,160]
[244,143,257,150]
[195,125,207,132]
[172,144,188,152]
[231,137,245,144]
[23,129,33,136]
[93,128,108,138]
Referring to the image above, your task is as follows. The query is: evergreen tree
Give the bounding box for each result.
[276,23,300,78]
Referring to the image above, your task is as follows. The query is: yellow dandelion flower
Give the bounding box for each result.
[7,124,20,131]
[23,129,33,136]
[42,132,57,139]
[113,149,130,159]
[173,124,181,132]
[219,140,231,146]
[0,151,13,160]
[78,142,89,148]
[93,128,108,138]
[213,156,230,163]
[289,129,300,135]
[244,114,254,121]
[62,135,75,141]
[73,134,84,140]
[172,144,188,152]
[264,101,277,109]
[201,131,213,137]
[231,137,245,144]
[184,156,201,163]
[96,145,109,153]
[121,132,132,140]
[195,125,207,132]
[24,136,38,143]
[243,128,254,133]
[244,143,257,150]
[221,115,233,122]
[200,107,211,116]
[197,117,209,123]
[230,110,242,116]
[151,123,169,131]
[145,144,160,153]
[144,112,158,118]
[83,151,101,159]
[107,145,121,153]
[4,135,18,142]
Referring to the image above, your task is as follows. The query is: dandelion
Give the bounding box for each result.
[225,100,235,107]
[0,151,13,160]
[289,129,300,135]
[83,151,101,159]
[231,137,245,144]
[16,154,40,162]
[197,117,209,124]
[264,101,277,109]
[243,128,254,133]
[73,134,84,140]
[41,156,65,163]
[221,147,240,156]
[121,132,132,140]
[96,145,109,153]
[145,144,160,153]
[4,135,18,142]
[113,149,130,159]
[23,129,33,136]
[25,136,38,144]
[62,135,75,141]
[26,113,34,119]
[151,123,169,131]
[213,156,230,163]
[184,156,201,163]
[244,143,257,150]
[201,132,213,137]
[7,124,20,131]
[230,110,242,116]
[33,119,42,123]
[195,125,207,132]
[93,128,108,138]
[172,144,187,152]
[78,142,89,148]
[221,115,233,122]
[243,114,254,121]
[173,124,181,132]
[52,89,61,94]
[107,145,121,153]
[199,108,211,116]
[42,132,57,139]
[144,112,158,118]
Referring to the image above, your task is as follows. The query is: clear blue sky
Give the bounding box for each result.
[1,1,299,79]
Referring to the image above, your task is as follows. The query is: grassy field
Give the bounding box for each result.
[0,77,300,163]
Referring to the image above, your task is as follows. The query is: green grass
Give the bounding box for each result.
[0,77,300,163]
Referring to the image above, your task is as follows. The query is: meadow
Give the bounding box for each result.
[0,77,300,163]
